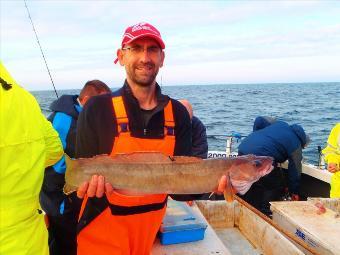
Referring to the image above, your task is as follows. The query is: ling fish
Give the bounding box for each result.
[64,152,273,197]
[64,152,273,194]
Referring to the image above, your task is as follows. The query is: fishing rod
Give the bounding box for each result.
[24,0,58,98]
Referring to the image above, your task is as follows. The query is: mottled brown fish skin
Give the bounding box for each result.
[64,152,273,194]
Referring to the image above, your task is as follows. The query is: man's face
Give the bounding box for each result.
[118,37,165,87]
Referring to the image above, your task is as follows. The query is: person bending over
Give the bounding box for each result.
[238,116,309,216]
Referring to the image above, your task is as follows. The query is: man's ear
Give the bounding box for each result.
[117,49,125,66]
[160,51,165,68]
[79,95,89,106]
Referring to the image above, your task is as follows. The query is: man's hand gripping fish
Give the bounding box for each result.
[64,152,273,200]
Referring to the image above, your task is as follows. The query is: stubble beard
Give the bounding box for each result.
[127,63,159,87]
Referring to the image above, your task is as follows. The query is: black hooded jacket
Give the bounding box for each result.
[40,94,81,216]
[48,95,80,156]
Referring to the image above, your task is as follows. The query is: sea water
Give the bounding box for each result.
[31,82,339,165]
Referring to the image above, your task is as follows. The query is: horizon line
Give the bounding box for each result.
[29,81,340,92]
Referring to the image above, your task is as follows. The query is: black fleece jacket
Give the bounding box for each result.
[76,81,192,158]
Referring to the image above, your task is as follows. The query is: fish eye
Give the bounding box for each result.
[254,160,262,168]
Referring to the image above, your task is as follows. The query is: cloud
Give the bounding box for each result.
[1,0,339,91]
[162,55,340,85]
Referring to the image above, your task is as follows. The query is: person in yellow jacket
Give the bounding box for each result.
[0,62,63,255]
[322,123,340,198]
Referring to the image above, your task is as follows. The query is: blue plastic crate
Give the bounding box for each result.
[158,199,207,245]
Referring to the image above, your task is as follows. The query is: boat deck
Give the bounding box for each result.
[152,203,232,255]
[152,200,303,255]
[215,228,261,255]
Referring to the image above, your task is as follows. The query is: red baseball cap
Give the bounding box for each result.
[114,22,165,64]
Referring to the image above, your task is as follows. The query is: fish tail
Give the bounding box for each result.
[64,154,78,194]
[64,154,74,171]
[63,183,77,195]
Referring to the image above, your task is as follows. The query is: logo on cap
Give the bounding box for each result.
[131,22,157,33]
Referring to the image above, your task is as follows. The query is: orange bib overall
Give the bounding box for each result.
[77,96,175,255]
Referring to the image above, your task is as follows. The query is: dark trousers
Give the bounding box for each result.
[48,213,78,255]
[238,167,284,217]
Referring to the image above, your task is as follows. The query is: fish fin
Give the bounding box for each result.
[223,173,234,203]
[64,154,73,170]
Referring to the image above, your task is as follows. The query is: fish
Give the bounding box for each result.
[315,201,327,215]
[64,152,273,196]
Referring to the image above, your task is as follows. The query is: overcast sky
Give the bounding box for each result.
[1,0,340,91]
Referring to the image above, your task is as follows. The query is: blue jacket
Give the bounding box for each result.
[253,116,276,131]
[238,120,307,194]
[40,95,82,216]
[191,116,208,159]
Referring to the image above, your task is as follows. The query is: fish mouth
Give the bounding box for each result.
[261,164,274,176]
[256,157,274,176]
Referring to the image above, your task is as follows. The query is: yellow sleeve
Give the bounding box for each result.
[322,123,340,165]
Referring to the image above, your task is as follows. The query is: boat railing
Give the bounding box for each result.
[209,132,327,170]
[208,132,246,157]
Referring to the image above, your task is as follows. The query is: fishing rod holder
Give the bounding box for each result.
[225,132,245,156]
[317,146,326,169]
[208,132,246,157]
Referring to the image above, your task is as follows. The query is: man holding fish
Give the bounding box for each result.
[69,22,273,255]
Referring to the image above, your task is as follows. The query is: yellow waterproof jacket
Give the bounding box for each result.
[322,123,340,198]
[0,63,63,255]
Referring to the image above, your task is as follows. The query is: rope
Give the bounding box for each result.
[24,0,58,98]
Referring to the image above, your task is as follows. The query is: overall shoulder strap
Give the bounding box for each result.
[164,100,175,136]
[112,95,129,133]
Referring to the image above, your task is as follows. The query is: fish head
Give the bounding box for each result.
[228,154,274,195]
[248,155,274,175]
[230,154,274,177]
